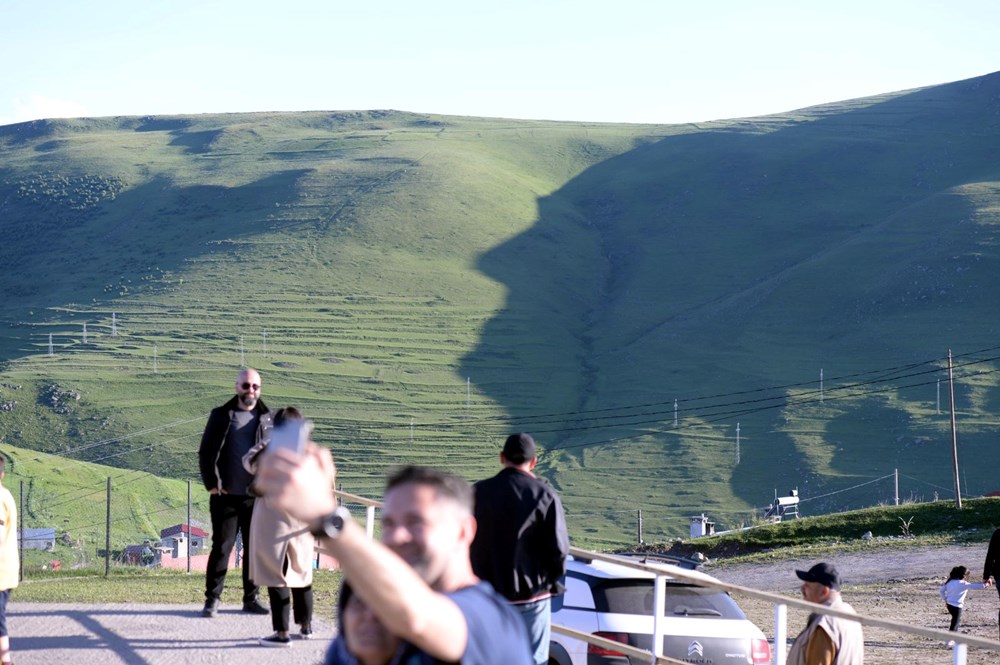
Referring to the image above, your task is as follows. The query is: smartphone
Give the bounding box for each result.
[269,419,313,455]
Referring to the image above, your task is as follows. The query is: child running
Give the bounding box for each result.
[940,565,991,637]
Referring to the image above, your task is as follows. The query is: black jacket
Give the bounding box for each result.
[984,527,1000,580]
[197,396,272,494]
[470,467,569,602]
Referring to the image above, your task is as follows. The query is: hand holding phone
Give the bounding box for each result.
[269,419,313,455]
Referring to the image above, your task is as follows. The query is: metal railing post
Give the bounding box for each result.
[652,573,665,664]
[774,603,787,665]
[18,481,24,583]
[105,476,112,577]
[365,505,376,539]
[186,480,192,574]
[953,642,967,665]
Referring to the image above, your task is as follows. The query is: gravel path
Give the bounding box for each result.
[707,543,1000,665]
[8,601,333,665]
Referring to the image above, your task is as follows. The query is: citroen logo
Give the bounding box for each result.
[688,640,704,657]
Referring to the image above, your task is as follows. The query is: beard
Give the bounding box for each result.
[238,393,257,409]
[392,544,440,586]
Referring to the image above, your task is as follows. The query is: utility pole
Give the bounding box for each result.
[735,422,741,465]
[673,399,678,428]
[948,350,962,509]
[112,312,117,337]
[820,368,824,402]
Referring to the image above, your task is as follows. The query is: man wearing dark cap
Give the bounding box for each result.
[470,433,570,665]
[786,562,864,665]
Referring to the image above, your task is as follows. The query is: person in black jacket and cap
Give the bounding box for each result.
[983,527,1000,639]
[470,433,569,665]
[198,368,273,618]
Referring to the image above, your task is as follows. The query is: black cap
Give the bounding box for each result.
[502,433,537,464]
[796,562,841,590]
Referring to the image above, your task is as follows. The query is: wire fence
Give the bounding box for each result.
[15,477,211,578]
[11,461,976,582]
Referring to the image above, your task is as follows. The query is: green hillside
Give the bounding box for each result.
[1,443,207,571]
[2,73,999,548]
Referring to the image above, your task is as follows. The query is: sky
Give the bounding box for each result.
[1,0,998,127]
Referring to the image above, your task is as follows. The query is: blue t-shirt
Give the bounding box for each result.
[327,581,533,664]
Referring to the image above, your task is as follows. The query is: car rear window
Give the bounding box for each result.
[592,580,747,619]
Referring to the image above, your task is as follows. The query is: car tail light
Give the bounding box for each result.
[587,631,629,657]
[750,638,771,664]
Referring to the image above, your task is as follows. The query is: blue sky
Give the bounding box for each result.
[2,0,997,126]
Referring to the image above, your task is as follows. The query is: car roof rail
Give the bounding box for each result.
[613,551,704,569]
[570,553,593,564]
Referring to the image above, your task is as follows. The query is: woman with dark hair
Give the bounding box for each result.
[327,581,401,665]
[243,406,319,647]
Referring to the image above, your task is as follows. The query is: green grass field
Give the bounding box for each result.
[2,73,1000,549]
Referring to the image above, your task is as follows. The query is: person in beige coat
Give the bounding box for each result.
[243,406,318,647]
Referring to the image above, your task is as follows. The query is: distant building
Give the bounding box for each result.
[764,489,800,522]
[160,524,207,554]
[18,527,56,551]
[690,514,716,538]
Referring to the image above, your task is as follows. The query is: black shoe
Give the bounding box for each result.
[243,599,270,615]
[298,626,314,640]
[259,633,291,647]
[201,598,219,618]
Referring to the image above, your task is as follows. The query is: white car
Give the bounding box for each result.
[549,554,772,665]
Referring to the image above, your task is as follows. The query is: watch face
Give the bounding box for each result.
[315,507,350,539]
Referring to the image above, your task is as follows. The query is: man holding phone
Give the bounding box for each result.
[198,368,274,618]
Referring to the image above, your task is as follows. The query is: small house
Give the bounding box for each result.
[18,527,56,551]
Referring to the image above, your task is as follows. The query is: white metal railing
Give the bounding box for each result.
[334,492,1000,665]
[568,545,999,665]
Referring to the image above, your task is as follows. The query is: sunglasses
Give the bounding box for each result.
[241,382,261,390]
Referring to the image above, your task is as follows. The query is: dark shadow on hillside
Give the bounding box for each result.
[460,71,1000,511]
[0,168,310,358]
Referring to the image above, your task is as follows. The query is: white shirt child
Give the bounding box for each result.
[940,578,987,608]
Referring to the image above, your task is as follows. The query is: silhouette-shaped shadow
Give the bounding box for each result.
[462,71,1000,513]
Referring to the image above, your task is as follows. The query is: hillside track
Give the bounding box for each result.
[709,542,1000,664]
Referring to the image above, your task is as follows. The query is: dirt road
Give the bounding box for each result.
[708,542,999,664]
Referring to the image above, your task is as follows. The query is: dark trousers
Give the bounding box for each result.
[268,586,314,633]
[946,603,962,632]
[205,494,258,602]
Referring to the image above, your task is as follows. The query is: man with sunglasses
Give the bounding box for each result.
[198,368,274,618]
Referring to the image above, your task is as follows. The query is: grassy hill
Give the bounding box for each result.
[2,72,1000,548]
[2,442,207,572]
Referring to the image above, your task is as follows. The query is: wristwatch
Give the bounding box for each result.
[310,506,352,539]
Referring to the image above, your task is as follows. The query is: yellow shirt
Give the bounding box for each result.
[0,486,19,591]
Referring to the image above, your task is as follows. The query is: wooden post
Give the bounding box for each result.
[948,350,962,509]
